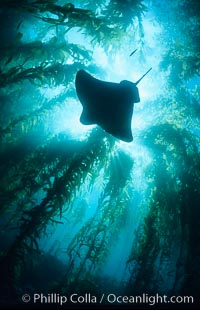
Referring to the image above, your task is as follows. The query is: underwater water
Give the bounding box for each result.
[0,0,200,309]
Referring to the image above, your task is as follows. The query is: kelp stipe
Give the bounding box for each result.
[59,149,134,295]
[0,128,114,298]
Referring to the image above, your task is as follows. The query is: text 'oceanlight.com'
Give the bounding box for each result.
[21,292,194,306]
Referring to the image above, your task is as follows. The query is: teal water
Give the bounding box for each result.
[0,0,199,308]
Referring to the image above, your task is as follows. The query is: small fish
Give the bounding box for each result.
[129,49,137,57]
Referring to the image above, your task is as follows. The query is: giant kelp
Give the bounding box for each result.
[1,129,115,299]
[127,123,200,296]
[155,0,200,86]
[0,39,93,70]
[62,150,134,294]
[1,0,126,50]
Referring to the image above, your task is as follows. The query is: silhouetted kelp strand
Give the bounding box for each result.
[105,0,147,29]
[1,125,86,214]
[0,62,82,88]
[1,134,88,211]
[27,1,104,29]
[0,90,72,145]
[65,150,133,285]
[126,165,177,290]
[65,186,132,285]
[0,39,93,69]
[79,0,146,33]
[126,124,200,292]
[13,1,130,46]
[2,130,114,294]
[26,2,92,23]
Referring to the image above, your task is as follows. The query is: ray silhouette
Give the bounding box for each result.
[75,69,143,142]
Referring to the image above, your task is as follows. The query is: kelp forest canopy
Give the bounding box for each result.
[0,0,200,307]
